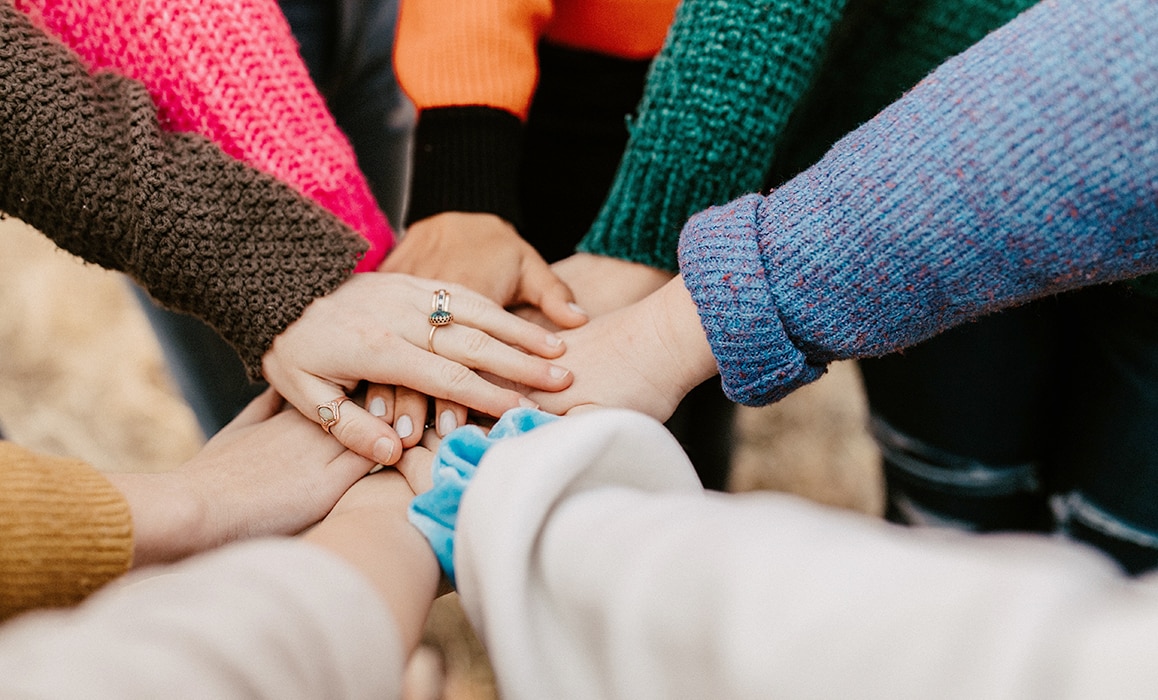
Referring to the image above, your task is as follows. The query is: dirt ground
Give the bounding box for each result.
[0,216,883,698]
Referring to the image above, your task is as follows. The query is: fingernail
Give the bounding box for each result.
[438,410,457,436]
[549,365,570,380]
[547,333,564,348]
[372,437,394,464]
[395,414,414,439]
[568,302,588,317]
[368,397,387,417]
[519,397,539,409]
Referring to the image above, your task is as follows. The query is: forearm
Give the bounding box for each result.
[578,0,847,271]
[0,4,367,377]
[680,0,1158,406]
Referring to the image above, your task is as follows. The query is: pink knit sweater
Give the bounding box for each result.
[16,0,394,271]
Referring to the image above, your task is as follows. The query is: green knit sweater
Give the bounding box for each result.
[579,0,1035,272]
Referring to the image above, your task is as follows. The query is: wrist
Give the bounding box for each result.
[104,471,209,568]
[648,276,719,397]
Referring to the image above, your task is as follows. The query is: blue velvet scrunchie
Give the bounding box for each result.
[407,407,557,585]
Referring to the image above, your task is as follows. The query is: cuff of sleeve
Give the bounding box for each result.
[406,106,524,229]
[408,408,557,586]
[677,193,825,406]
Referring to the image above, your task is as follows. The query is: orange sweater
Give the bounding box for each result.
[395,0,678,120]
[0,443,133,621]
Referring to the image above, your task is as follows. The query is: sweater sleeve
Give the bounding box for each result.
[0,540,403,699]
[0,3,368,378]
[678,0,1158,406]
[577,0,848,272]
[0,442,132,622]
[457,409,1158,698]
[14,0,394,270]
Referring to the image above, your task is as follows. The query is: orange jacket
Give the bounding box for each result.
[396,0,679,120]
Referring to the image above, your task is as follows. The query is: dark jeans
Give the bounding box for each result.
[862,284,1158,574]
[138,0,413,438]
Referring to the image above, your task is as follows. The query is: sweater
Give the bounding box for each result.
[13,0,394,270]
[0,540,404,699]
[394,0,679,226]
[0,2,367,377]
[678,0,1158,407]
[457,408,1158,698]
[579,0,1035,272]
[0,443,132,622]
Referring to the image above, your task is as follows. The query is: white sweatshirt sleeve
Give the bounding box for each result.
[455,409,1158,699]
[0,539,404,700]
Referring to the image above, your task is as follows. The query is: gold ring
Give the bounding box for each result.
[316,396,350,434]
[428,324,441,354]
[429,289,453,326]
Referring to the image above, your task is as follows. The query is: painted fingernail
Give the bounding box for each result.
[438,410,457,436]
[372,437,394,464]
[547,333,564,348]
[549,365,570,380]
[368,397,387,417]
[568,302,588,316]
[395,414,414,439]
[519,397,539,409]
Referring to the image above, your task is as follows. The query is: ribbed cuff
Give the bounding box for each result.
[406,106,524,228]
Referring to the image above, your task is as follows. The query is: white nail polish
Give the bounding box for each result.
[369,397,387,417]
[396,414,414,439]
[438,410,457,436]
[519,397,539,409]
[372,437,394,464]
[547,334,564,348]
[549,365,570,380]
[568,302,588,316]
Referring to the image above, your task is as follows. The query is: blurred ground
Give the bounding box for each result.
[0,215,882,698]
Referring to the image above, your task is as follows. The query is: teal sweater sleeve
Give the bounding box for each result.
[577,0,847,272]
[679,0,1158,406]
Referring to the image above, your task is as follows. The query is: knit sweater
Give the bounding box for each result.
[579,0,1036,272]
[394,0,679,226]
[0,443,132,622]
[678,0,1158,407]
[0,2,367,377]
[13,0,394,270]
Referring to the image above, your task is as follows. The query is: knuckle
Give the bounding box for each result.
[439,362,475,394]
[460,328,491,362]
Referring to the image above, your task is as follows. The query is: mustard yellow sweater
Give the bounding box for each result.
[0,442,132,622]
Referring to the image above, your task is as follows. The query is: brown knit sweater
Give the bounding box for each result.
[0,1,368,377]
[0,443,133,621]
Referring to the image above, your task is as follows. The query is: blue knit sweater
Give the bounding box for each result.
[679,0,1158,407]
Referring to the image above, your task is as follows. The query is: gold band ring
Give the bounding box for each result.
[428,324,440,354]
[316,396,350,434]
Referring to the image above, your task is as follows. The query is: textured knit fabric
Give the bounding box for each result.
[395,0,678,226]
[0,443,132,622]
[678,0,1158,407]
[0,539,404,699]
[408,408,557,585]
[0,2,368,377]
[14,0,394,270]
[457,408,1158,699]
[579,0,1040,272]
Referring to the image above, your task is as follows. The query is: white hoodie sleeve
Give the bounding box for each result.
[456,409,1158,699]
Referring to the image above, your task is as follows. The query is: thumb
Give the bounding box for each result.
[519,258,588,329]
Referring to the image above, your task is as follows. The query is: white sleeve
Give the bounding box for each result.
[0,538,404,700]
[455,409,1158,699]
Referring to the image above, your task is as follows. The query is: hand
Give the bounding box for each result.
[528,276,719,420]
[369,213,588,448]
[382,212,588,328]
[551,253,675,319]
[106,389,376,568]
[262,272,574,466]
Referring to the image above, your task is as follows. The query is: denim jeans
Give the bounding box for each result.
[137,0,413,438]
[862,284,1158,574]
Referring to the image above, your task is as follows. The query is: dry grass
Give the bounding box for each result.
[0,215,882,698]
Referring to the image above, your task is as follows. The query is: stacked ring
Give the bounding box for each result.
[428,289,453,353]
[316,396,350,434]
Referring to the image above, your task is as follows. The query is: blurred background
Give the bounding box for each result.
[0,215,883,698]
